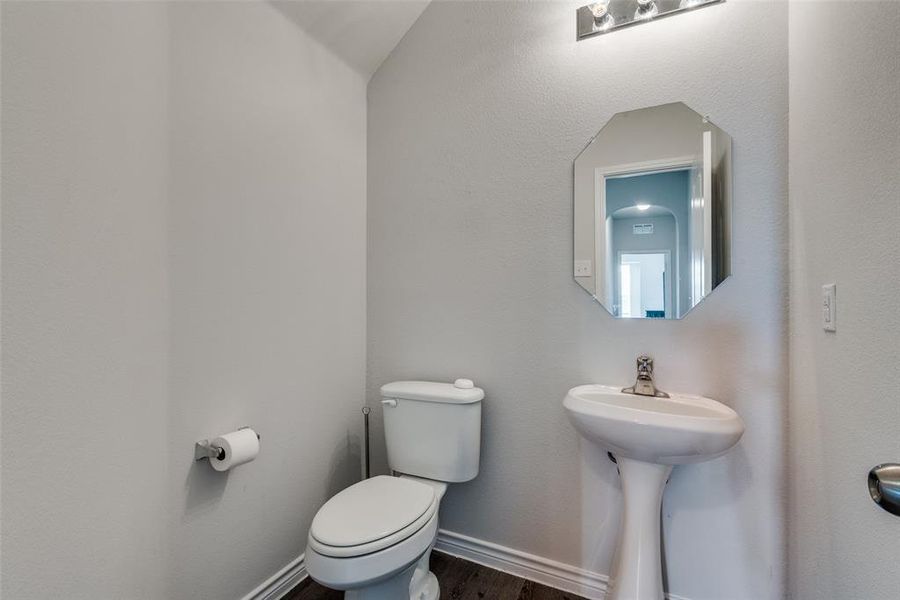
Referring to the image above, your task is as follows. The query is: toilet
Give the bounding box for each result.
[305,379,483,600]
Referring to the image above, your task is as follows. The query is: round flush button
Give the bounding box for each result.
[454,378,475,389]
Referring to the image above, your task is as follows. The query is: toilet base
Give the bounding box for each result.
[409,546,439,600]
[340,544,439,600]
[344,559,416,600]
[411,572,439,600]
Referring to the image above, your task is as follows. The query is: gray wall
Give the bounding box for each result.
[166,4,367,599]
[367,1,787,599]
[788,2,900,598]
[1,3,170,597]
[2,3,367,598]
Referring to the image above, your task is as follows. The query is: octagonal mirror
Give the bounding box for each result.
[574,102,732,319]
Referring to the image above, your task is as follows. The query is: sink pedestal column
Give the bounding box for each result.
[608,456,673,600]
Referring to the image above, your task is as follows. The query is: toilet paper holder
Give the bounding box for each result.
[194,426,260,462]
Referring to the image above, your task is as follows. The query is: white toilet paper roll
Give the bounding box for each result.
[211,428,260,472]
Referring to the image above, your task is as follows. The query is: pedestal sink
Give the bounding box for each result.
[564,384,744,600]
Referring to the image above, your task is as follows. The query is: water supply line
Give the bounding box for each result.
[361,406,371,479]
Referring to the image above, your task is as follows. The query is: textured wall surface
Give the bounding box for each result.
[166,4,367,598]
[788,2,900,598]
[1,3,170,597]
[2,3,368,598]
[367,1,788,598]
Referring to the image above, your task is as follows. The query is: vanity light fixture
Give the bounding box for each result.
[577,0,722,39]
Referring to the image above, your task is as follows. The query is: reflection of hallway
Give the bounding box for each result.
[607,170,689,318]
[620,252,669,318]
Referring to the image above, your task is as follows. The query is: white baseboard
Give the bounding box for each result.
[435,529,692,600]
[435,529,609,599]
[241,553,307,600]
[242,534,691,600]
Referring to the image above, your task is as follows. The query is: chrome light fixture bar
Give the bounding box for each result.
[577,0,722,40]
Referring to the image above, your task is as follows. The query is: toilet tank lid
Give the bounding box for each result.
[381,380,484,404]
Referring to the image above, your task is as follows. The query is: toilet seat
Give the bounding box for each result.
[309,476,437,558]
[305,511,439,592]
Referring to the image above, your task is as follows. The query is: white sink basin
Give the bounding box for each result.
[564,384,744,600]
[563,384,744,464]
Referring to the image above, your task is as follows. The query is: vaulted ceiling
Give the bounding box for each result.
[271,1,431,79]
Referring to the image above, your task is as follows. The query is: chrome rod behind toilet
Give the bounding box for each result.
[362,406,371,479]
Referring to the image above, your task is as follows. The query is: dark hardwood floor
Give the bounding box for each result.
[285,551,586,600]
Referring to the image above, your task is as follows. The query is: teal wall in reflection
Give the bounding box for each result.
[606,170,691,317]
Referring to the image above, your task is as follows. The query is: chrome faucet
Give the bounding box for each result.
[622,355,669,398]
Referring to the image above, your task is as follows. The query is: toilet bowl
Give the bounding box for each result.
[305,379,484,599]
[305,475,446,600]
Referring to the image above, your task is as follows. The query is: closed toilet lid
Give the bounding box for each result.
[310,476,436,549]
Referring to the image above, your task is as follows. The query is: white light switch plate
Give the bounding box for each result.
[822,283,836,332]
[574,260,592,277]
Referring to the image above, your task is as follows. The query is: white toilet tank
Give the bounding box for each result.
[380,380,483,482]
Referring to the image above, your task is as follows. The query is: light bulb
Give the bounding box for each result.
[635,0,658,20]
[636,204,651,211]
[589,2,615,31]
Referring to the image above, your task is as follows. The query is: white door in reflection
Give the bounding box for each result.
[619,252,669,318]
